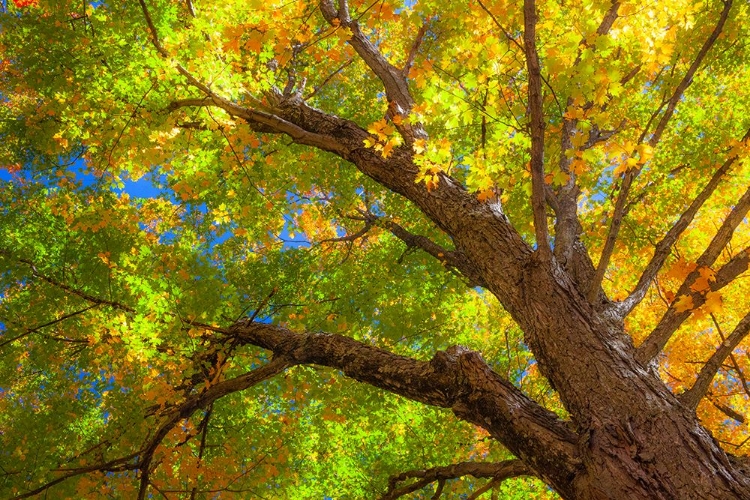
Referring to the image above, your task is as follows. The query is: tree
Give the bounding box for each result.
[1,0,749,497]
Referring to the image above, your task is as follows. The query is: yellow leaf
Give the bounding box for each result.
[673,294,694,313]
[614,157,638,176]
[698,266,716,282]
[703,291,723,315]
[665,258,697,282]
[340,27,353,41]
[637,144,654,163]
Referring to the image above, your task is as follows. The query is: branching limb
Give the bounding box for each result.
[715,246,750,289]
[680,311,750,410]
[2,251,135,313]
[324,208,487,287]
[587,0,733,302]
[10,451,142,499]
[230,321,580,497]
[166,90,531,314]
[553,1,619,281]
[522,0,550,258]
[381,460,531,500]
[637,187,750,364]
[617,130,750,316]
[11,356,289,499]
[403,18,429,77]
[0,304,99,350]
[141,0,347,155]
[150,1,529,322]
[647,0,733,148]
[379,218,487,288]
[319,210,376,244]
[634,246,750,365]
[136,356,290,500]
[318,0,426,141]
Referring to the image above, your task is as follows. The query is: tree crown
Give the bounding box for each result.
[1,0,749,498]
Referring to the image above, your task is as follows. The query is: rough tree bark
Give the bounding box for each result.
[152,0,750,498]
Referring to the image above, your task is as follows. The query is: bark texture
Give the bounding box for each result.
[160,1,750,498]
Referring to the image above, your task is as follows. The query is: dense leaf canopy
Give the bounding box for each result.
[1,0,749,498]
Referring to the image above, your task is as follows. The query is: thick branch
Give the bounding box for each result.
[587,0,733,301]
[166,91,533,305]
[231,321,580,497]
[523,0,550,258]
[381,460,531,500]
[638,186,750,364]
[680,311,750,410]
[715,247,750,289]
[618,132,749,316]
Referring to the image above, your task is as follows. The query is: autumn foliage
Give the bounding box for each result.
[10,0,36,8]
[1,0,750,499]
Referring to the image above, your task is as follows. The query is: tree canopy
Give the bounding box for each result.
[1,0,750,498]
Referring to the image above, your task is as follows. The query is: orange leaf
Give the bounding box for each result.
[665,258,697,282]
[703,291,723,315]
[673,294,694,313]
[690,267,716,294]
[477,189,495,202]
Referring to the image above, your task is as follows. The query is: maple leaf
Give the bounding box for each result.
[672,294,694,313]
[703,291,723,315]
[477,188,495,202]
[570,157,586,175]
[690,266,716,294]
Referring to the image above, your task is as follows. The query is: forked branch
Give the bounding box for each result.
[318,0,425,141]
[587,0,734,302]
[10,356,290,500]
[618,129,750,317]
[381,460,531,500]
[379,218,487,287]
[680,311,750,410]
[553,0,620,293]
[638,186,750,364]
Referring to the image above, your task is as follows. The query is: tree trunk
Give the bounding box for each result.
[169,34,750,500]
[227,94,750,499]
